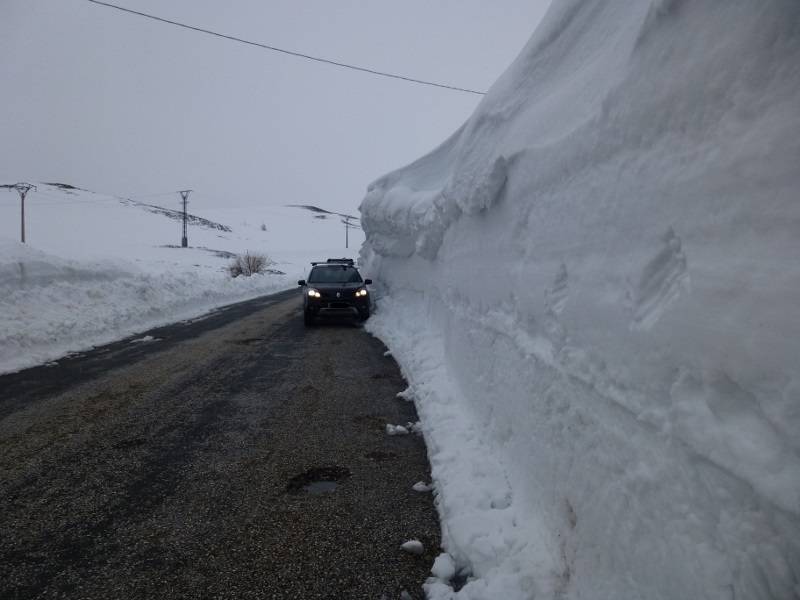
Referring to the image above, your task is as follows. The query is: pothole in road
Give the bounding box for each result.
[305,481,338,494]
[286,466,351,495]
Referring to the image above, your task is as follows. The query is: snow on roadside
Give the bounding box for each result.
[367,300,559,599]
[0,183,364,374]
[0,239,291,374]
[361,1,800,599]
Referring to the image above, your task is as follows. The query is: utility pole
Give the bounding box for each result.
[178,190,191,247]
[342,215,356,248]
[341,215,360,249]
[12,183,36,243]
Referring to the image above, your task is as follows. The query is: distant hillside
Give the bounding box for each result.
[1,181,363,272]
[287,204,359,222]
[121,199,232,232]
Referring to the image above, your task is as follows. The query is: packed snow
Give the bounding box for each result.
[129,335,158,344]
[401,540,426,556]
[386,424,411,436]
[431,553,457,582]
[412,481,434,493]
[0,184,363,373]
[361,1,800,599]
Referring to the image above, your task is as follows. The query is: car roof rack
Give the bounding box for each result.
[311,258,354,266]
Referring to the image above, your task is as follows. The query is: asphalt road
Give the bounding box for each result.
[0,289,440,599]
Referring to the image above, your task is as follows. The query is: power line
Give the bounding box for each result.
[10,183,178,203]
[35,187,183,204]
[26,186,126,203]
[1,189,164,207]
[83,0,486,96]
[127,191,182,200]
[18,197,120,207]
[20,189,124,206]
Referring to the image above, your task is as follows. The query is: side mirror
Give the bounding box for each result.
[364,278,372,285]
[298,280,306,286]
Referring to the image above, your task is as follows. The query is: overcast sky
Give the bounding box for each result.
[1,0,550,214]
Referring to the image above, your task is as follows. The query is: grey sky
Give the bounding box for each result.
[1,0,550,214]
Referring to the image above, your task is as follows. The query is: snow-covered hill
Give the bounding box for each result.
[360,1,800,599]
[0,183,363,373]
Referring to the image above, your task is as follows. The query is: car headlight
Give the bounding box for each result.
[307,289,321,298]
[355,288,368,297]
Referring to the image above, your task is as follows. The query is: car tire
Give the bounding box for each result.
[358,308,370,322]
[304,311,315,327]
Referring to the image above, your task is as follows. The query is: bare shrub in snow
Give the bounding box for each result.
[228,252,270,277]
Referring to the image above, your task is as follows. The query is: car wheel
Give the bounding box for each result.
[304,311,315,327]
[358,308,370,322]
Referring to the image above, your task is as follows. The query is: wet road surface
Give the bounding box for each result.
[0,289,440,599]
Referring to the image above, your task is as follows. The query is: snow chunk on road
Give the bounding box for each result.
[412,481,433,493]
[431,553,456,581]
[400,540,424,556]
[386,424,410,436]
[396,386,415,402]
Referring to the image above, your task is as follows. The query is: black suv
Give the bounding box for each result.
[298,259,372,326]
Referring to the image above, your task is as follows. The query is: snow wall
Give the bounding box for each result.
[359,2,800,599]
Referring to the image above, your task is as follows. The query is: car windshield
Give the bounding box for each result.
[308,266,362,284]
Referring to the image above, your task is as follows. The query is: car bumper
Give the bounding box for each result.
[306,299,368,316]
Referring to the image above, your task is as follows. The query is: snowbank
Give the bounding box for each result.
[0,239,291,373]
[360,1,800,599]
[0,184,363,373]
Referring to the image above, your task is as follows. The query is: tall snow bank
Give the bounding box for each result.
[360,1,800,599]
[0,239,291,373]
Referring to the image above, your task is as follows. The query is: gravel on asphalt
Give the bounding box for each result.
[0,291,441,599]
